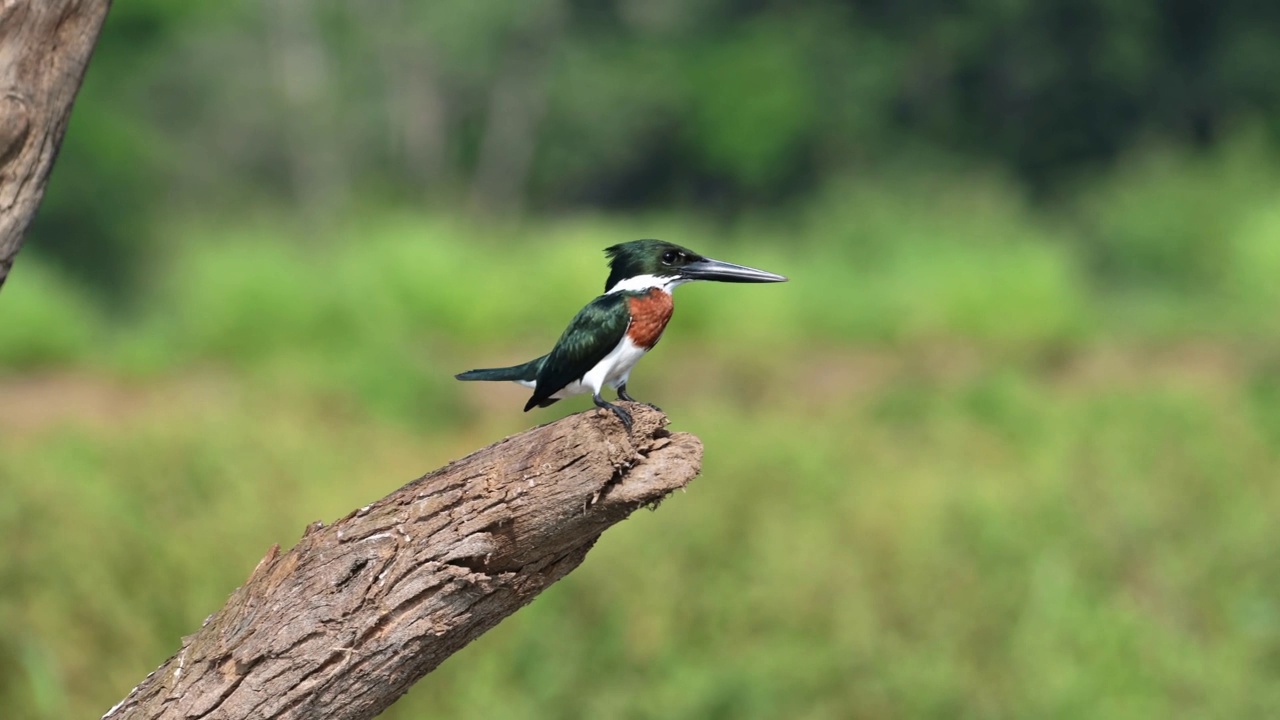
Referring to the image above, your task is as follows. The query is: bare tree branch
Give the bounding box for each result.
[0,0,112,290]
[104,405,702,720]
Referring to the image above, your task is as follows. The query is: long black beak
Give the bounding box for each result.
[680,257,788,283]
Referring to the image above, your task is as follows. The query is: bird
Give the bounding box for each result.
[455,239,788,431]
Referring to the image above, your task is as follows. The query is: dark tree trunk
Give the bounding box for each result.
[0,0,112,290]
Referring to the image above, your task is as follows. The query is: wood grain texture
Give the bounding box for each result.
[0,0,112,289]
[104,405,702,720]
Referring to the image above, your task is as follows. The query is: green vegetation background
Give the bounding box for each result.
[4,2,1280,718]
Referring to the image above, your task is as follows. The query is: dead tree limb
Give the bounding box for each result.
[104,405,702,720]
[0,0,112,290]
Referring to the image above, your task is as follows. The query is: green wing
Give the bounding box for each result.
[524,293,630,411]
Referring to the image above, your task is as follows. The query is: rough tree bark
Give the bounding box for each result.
[0,0,112,290]
[104,405,702,720]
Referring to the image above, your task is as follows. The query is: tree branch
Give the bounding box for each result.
[104,405,702,720]
[0,0,112,290]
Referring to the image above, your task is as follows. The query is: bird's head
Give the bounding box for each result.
[603,239,788,293]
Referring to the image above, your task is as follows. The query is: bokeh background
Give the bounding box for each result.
[4,1,1280,717]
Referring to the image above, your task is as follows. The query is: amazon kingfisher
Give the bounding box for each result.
[456,239,787,431]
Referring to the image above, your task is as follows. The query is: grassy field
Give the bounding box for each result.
[3,159,1280,718]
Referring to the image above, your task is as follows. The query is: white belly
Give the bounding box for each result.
[515,336,648,399]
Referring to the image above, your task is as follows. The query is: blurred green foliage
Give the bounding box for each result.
[5,1,1280,718]
[5,144,1280,715]
[25,0,1280,294]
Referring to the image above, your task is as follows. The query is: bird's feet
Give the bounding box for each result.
[616,385,662,413]
[593,393,633,432]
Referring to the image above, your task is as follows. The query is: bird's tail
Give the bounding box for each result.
[455,356,545,383]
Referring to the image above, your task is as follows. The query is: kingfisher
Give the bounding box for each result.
[455,239,787,430]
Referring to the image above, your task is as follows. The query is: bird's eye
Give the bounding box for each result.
[661,251,678,265]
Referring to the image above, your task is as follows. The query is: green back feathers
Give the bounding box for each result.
[524,293,631,410]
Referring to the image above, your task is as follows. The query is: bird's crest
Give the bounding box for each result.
[603,239,703,292]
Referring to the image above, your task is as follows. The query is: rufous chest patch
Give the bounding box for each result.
[626,288,674,349]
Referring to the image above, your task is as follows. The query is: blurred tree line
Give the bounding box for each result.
[28,0,1280,294]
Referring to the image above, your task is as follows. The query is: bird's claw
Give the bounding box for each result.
[617,387,660,413]
[609,405,634,432]
[594,393,633,432]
